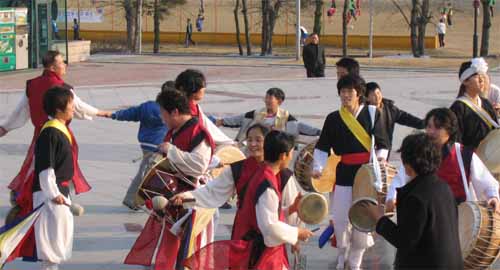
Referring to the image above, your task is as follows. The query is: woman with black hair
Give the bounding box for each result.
[450,58,499,148]
[365,133,464,269]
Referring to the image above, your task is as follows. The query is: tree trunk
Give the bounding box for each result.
[313,0,323,35]
[124,0,136,52]
[134,0,143,53]
[480,0,491,56]
[241,0,252,55]
[417,0,430,56]
[153,0,160,53]
[234,0,243,55]
[410,0,419,57]
[261,0,269,56]
[342,0,349,56]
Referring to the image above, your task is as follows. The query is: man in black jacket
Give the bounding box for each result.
[365,133,463,270]
[366,82,424,153]
[302,33,325,78]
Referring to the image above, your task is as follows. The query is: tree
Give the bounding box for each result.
[313,0,323,35]
[134,0,143,53]
[342,0,348,56]
[143,0,186,53]
[480,0,492,56]
[241,0,252,55]
[234,0,244,55]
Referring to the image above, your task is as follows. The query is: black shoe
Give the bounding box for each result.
[219,202,232,209]
[123,201,139,211]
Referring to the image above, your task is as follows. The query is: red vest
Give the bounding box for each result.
[164,117,215,156]
[437,144,471,202]
[232,164,289,270]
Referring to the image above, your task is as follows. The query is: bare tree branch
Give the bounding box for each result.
[391,0,411,27]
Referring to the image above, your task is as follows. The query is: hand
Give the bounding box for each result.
[288,193,303,214]
[52,195,65,205]
[158,142,171,155]
[97,110,113,118]
[360,200,385,221]
[487,197,500,214]
[170,193,186,206]
[215,119,224,127]
[297,227,313,242]
[291,243,301,254]
[385,200,396,213]
[311,170,322,179]
[0,126,7,137]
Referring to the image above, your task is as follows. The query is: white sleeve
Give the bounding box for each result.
[313,149,328,173]
[166,140,212,178]
[376,149,389,160]
[256,188,299,247]
[39,168,62,200]
[470,153,500,200]
[386,164,408,202]
[281,175,303,226]
[72,90,99,120]
[1,94,30,131]
[189,167,236,208]
[199,109,234,145]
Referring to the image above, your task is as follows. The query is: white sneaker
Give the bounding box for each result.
[336,254,345,269]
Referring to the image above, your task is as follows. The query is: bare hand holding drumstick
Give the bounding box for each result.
[158,142,172,156]
[288,193,303,214]
[170,193,187,206]
[360,200,385,222]
[487,197,500,214]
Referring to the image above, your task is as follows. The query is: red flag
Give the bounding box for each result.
[183,240,252,270]
[124,215,162,266]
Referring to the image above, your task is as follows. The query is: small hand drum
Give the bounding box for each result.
[476,129,500,181]
[349,197,379,233]
[209,145,246,178]
[297,193,328,225]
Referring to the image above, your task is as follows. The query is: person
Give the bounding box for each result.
[385,108,500,212]
[52,20,60,40]
[313,74,389,270]
[450,58,499,149]
[447,2,454,26]
[0,50,104,222]
[185,18,195,47]
[335,57,360,79]
[73,18,80,40]
[489,0,495,17]
[437,18,446,48]
[482,73,500,116]
[30,87,83,270]
[174,69,233,146]
[99,82,173,210]
[215,87,321,142]
[365,82,424,154]
[196,13,204,32]
[180,130,313,270]
[302,33,325,78]
[365,133,464,269]
[300,25,308,45]
[124,88,215,269]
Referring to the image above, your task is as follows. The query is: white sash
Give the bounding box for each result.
[368,105,383,192]
[455,143,477,201]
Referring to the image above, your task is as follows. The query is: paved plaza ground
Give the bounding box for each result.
[1,54,499,269]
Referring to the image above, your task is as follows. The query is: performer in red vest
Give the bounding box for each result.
[181,130,313,270]
[125,88,215,270]
[386,108,500,213]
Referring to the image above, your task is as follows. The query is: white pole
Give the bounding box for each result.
[369,0,374,58]
[296,0,300,61]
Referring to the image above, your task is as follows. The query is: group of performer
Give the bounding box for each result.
[1,50,500,270]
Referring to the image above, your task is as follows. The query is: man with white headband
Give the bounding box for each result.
[450,58,499,148]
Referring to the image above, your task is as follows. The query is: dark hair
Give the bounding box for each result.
[457,61,473,97]
[42,50,62,68]
[365,82,381,96]
[264,130,295,162]
[246,123,271,138]
[161,80,176,92]
[156,89,191,114]
[43,86,74,117]
[175,69,206,97]
[337,75,366,103]
[336,57,360,77]
[399,133,441,176]
[266,87,285,102]
[424,108,458,143]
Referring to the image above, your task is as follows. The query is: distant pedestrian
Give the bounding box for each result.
[300,25,308,46]
[73,18,80,40]
[196,13,205,32]
[302,33,325,78]
[52,20,60,40]
[446,3,453,26]
[437,19,446,48]
[185,18,196,47]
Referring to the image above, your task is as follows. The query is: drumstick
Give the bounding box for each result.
[63,202,84,216]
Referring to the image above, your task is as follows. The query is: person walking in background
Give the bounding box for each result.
[437,19,446,48]
[196,13,205,32]
[302,33,325,78]
[185,18,196,47]
[73,18,80,40]
[447,2,453,26]
[52,20,60,40]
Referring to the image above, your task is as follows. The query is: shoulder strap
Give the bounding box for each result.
[41,119,73,144]
[454,143,476,201]
[456,97,500,129]
[339,106,371,151]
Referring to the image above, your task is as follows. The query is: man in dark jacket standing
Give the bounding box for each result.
[366,82,424,153]
[364,133,463,269]
[302,33,325,78]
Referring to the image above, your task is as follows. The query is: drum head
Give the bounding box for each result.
[458,202,480,259]
[349,197,378,233]
[352,165,378,202]
[312,154,340,193]
[136,158,180,204]
[298,193,328,225]
[477,129,500,176]
[210,145,246,178]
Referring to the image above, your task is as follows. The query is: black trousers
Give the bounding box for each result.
[438,34,445,47]
[306,68,325,78]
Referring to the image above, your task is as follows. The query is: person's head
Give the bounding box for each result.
[458,59,487,97]
[187,18,191,22]
[336,57,360,79]
[175,69,207,102]
[424,108,458,146]
[161,80,176,92]
[439,18,445,23]
[246,123,270,160]
[156,88,191,129]
[43,86,74,121]
[309,33,319,45]
[399,133,441,177]
[42,51,66,77]
[365,82,383,107]
[264,130,295,169]
[264,87,285,111]
[73,18,77,24]
[337,74,366,107]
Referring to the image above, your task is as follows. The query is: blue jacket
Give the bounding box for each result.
[112,101,167,152]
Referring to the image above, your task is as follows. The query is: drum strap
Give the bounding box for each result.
[339,106,371,152]
[457,97,499,129]
[41,119,73,145]
[455,143,477,201]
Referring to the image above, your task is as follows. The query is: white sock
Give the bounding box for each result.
[336,248,346,269]
[41,261,59,270]
[348,248,365,270]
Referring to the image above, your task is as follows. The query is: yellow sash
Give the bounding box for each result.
[457,98,497,130]
[41,119,73,145]
[339,106,371,151]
